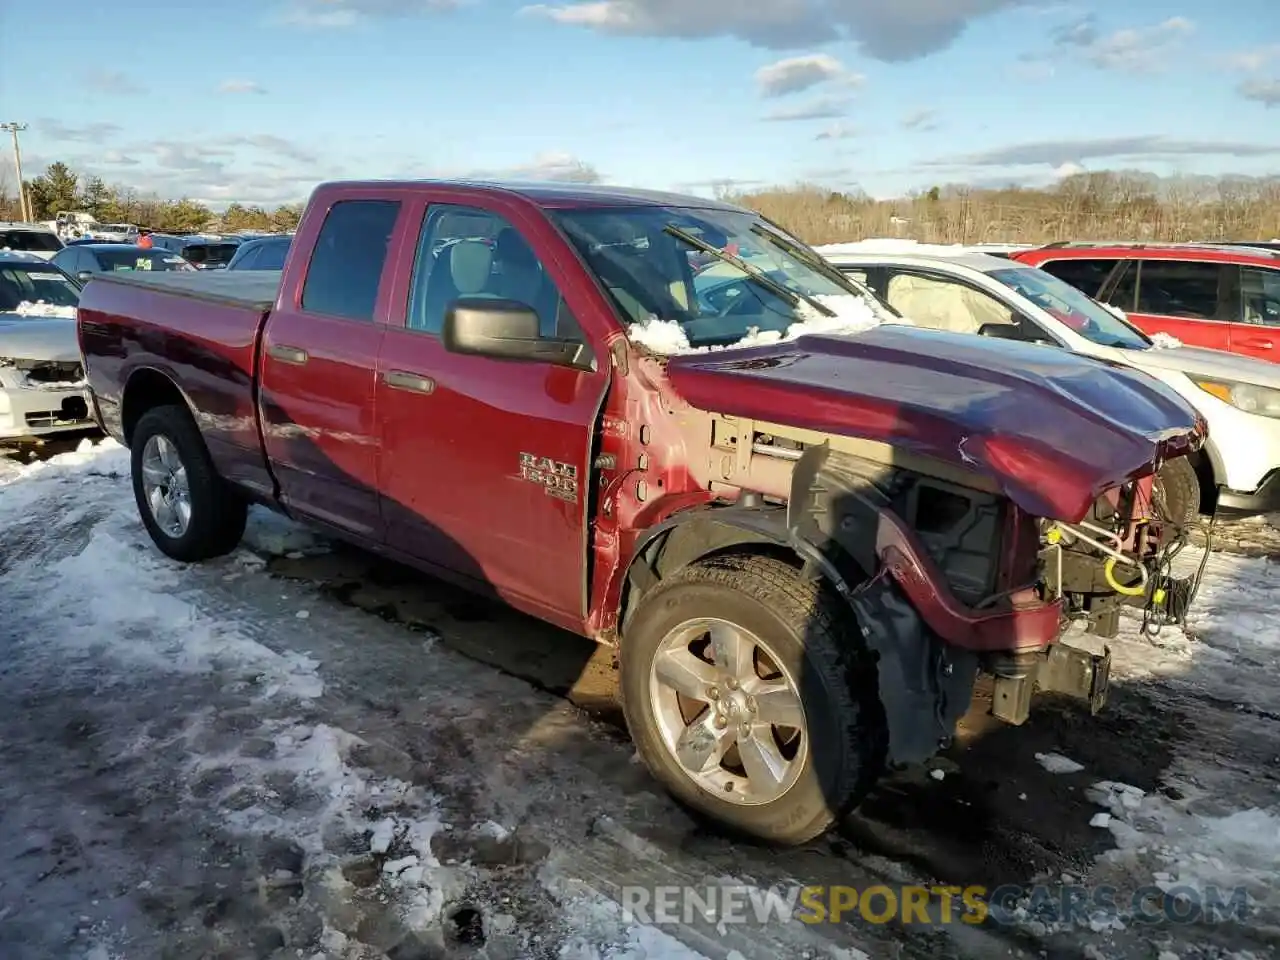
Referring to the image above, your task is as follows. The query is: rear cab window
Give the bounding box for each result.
[300,199,402,321]
[0,229,63,253]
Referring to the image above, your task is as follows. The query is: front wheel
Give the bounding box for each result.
[131,404,247,562]
[619,554,886,846]
[1153,457,1201,539]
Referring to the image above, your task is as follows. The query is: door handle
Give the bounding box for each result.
[382,370,435,394]
[1238,337,1274,350]
[268,343,309,365]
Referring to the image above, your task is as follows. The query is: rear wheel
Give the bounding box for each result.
[619,554,885,846]
[131,404,247,562]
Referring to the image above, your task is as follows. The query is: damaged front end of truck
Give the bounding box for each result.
[631,325,1210,766]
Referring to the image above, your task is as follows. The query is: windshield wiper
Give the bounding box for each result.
[663,224,836,318]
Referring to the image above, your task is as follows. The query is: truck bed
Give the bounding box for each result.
[89,269,281,310]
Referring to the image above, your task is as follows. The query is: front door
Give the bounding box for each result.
[375,197,609,630]
[1106,259,1234,352]
[258,196,403,541]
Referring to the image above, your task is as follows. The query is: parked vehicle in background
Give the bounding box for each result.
[1210,240,1280,253]
[77,179,1207,845]
[1013,242,1280,363]
[821,241,1280,528]
[0,223,65,260]
[225,234,293,271]
[0,252,95,440]
[51,243,197,281]
[86,222,141,243]
[147,234,242,270]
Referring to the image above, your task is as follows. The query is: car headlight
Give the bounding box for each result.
[1193,378,1280,419]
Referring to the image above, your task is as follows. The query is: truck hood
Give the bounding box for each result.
[664,326,1206,522]
[1119,342,1280,389]
[0,318,82,363]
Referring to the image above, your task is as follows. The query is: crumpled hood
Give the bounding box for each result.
[665,325,1206,522]
[1121,342,1280,389]
[0,317,83,362]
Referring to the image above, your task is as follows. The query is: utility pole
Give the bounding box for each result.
[1,122,31,222]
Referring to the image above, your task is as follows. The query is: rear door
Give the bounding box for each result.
[1100,259,1233,351]
[374,193,609,631]
[258,195,403,541]
[1231,264,1280,361]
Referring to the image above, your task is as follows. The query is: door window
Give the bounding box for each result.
[883,269,1016,335]
[406,204,584,342]
[1037,257,1119,297]
[1134,260,1224,321]
[300,199,402,321]
[1241,266,1280,326]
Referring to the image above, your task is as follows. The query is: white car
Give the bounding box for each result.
[0,222,65,261]
[817,241,1280,521]
[0,253,94,440]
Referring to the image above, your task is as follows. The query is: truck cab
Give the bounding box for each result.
[76,180,1208,846]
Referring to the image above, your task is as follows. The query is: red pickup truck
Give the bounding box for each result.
[77,180,1207,846]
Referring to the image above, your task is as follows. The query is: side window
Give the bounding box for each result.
[1104,261,1137,309]
[233,246,261,270]
[259,241,290,270]
[883,270,1016,335]
[1135,260,1224,321]
[1241,266,1280,326]
[1037,257,1119,297]
[407,204,584,341]
[301,199,401,321]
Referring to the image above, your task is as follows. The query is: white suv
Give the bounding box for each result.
[0,223,64,261]
[818,240,1280,521]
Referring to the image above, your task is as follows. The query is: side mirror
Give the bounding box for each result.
[77,271,93,282]
[978,322,1054,346]
[442,298,585,367]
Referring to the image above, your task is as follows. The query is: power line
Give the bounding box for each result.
[0,122,31,222]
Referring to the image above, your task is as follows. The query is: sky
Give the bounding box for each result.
[1,0,1279,211]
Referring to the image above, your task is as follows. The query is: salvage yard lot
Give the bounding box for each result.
[1,439,1278,960]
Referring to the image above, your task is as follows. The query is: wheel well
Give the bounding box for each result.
[121,369,187,446]
[1186,449,1218,513]
[616,513,864,643]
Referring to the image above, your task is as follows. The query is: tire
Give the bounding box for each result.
[618,553,886,846]
[130,404,247,562]
[1153,457,1200,534]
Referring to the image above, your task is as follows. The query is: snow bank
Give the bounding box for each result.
[6,299,78,319]
[628,293,903,357]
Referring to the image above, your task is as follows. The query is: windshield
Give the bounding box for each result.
[552,205,900,352]
[97,249,196,272]
[0,230,63,253]
[182,243,239,266]
[989,266,1152,350]
[0,264,81,310]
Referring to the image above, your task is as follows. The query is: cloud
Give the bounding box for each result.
[901,108,939,131]
[460,151,602,183]
[81,70,147,95]
[931,135,1280,168]
[815,122,858,140]
[1222,44,1280,73]
[762,94,852,122]
[754,54,860,97]
[1050,15,1193,73]
[219,79,267,94]
[277,0,461,27]
[519,0,1030,62]
[1239,77,1280,108]
[36,120,123,144]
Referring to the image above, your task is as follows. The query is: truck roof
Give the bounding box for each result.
[315,178,745,212]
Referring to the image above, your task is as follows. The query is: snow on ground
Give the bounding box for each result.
[0,439,713,960]
[1,438,1277,959]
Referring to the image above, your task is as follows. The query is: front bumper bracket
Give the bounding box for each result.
[991,642,1112,725]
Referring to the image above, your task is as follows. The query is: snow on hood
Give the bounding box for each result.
[0,316,82,362]
[5,300,78,320]
[627,293,909,357]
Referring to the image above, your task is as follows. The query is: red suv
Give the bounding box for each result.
[1013,242,1280,363]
